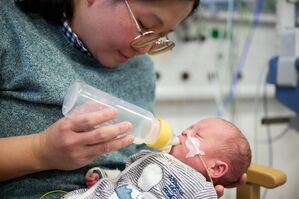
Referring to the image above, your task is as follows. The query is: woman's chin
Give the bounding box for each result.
[94,52,129,68]
[94,55,120,68]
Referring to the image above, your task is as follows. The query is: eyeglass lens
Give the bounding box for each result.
[130,32,175,55]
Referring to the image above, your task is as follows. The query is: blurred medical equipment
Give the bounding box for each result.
[192,2,289,199]
[265,1,299,132]
[266,56,299,131]
[154,1,288,198]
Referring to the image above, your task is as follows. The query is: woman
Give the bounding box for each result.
[0,0,243,198]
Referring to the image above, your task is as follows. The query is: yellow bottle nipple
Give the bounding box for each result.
[147,118,172,150]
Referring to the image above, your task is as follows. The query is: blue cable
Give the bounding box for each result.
[225,0,264,104]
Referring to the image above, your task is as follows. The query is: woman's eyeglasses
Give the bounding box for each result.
[124,0,175,55]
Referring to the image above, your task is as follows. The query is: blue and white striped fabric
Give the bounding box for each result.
[62,150,217,199]
[62,16,91,56]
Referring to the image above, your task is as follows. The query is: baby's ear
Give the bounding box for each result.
[208,160,228,179]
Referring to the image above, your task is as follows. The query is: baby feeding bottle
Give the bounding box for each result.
[62,80,179,150]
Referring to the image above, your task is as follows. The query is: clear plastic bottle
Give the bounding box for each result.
[62,80,179,150]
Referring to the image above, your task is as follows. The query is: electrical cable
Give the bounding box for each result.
[225,0,264,105]
[252,58,294,199]
[253,62,268,161]
[208,72,228,118]
[226,0,236,122]
[252,61,290,151]
[257,125,290,144]
[40,190,68,199]
[261,75,272,199]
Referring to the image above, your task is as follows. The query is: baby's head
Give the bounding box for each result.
[170,118,251,187]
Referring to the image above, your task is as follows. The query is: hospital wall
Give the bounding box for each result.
[152,11,299,199]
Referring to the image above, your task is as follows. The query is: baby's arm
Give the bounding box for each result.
[85,167,106,188]
[85,167,122,187]
[85,150,153,187]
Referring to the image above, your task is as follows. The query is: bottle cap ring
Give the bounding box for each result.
[147,118,172,150]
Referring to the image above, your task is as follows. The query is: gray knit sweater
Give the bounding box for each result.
[0,0,155,198]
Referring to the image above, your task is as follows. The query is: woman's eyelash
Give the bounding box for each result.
[138,20,146,29]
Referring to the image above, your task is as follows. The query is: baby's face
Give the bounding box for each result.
[169,128,206,173]
[170,119,229,172]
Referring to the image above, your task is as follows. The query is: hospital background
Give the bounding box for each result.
[151,1,298,199]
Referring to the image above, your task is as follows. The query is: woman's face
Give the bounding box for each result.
[71,0,194,67]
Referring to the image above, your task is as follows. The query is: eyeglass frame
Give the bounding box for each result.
[124,0,175,55]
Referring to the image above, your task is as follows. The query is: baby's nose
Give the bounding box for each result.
[182,129,194,136]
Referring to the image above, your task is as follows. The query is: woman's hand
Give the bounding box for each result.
[0,108,133,182]
[33,108,134,170]
[214,185,224,198]
[226,173,247,188]
[214,173,247,198]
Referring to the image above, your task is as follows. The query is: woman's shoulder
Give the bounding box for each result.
[0,0,46,40]
[1,0,25,20]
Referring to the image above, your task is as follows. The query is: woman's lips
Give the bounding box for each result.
[119,51,131,61]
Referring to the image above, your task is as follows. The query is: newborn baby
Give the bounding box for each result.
[64,118,251,199]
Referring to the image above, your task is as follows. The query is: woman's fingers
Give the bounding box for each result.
[84,121,132,145]
[49,107,136,169]
[87,134,134,156]
[69,108,117,131]
[225,173,247,188]
[239,173,247,185]
[214,185,224,198]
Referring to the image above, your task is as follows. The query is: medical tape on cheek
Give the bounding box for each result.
[185,136,214,184]
[185,135,205,158]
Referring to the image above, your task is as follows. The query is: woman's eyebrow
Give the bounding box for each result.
[148,13,175,32]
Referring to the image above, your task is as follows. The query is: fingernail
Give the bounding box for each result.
[123,122,132,130]
[110,108,118,116]
[126,135,134,143]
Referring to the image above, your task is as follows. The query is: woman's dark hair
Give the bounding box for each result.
[15,0,74,22]
[190,0,200,16]
[16,0,200,23]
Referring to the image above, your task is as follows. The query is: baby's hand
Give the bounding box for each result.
[85,172,100,188]
[85,167,108,188]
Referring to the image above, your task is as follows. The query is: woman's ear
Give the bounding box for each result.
[208,160,228,179]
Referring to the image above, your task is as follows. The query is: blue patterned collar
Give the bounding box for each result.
[62,16,91,56]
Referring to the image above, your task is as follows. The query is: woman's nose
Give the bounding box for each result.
[134,45,152,55]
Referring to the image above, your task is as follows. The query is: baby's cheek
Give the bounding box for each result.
[171,145,187,161]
